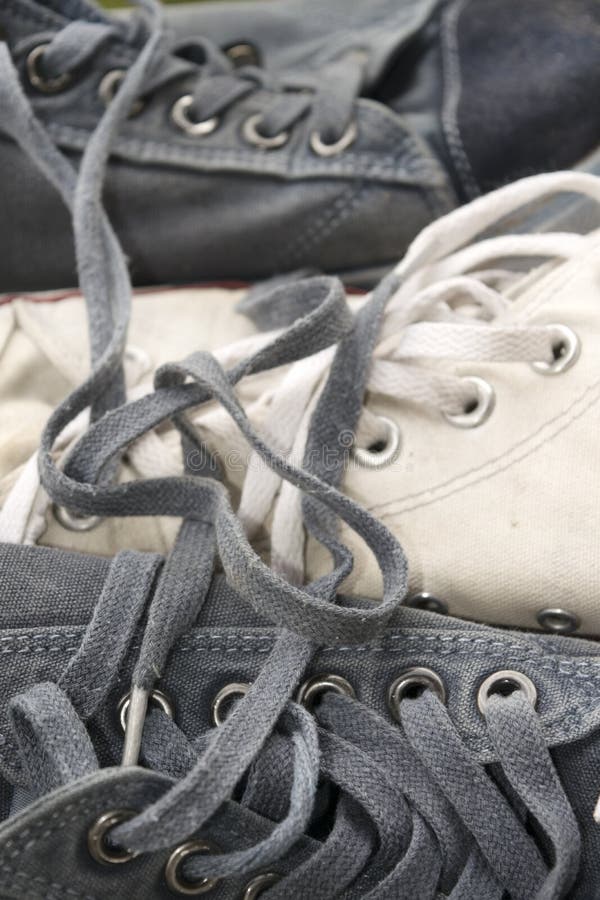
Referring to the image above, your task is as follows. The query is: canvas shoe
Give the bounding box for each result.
[5,169,600,641]
[0,0,454,292]
[4,0,600,294]
[0,35,596,899]
[161,0,600,195]
[0,541,598,899]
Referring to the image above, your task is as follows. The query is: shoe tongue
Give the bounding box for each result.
[338,0,440,92]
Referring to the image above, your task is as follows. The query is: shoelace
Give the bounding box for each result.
[3,171,600,577]
[17,0,364,151]
[0,6,586,896]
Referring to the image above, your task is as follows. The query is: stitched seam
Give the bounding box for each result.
[280,181,368,267]
[439,0,480,199]
[44,122,445,184]
[374,375,600,518]
[0,868,97,900]
[369,236,600,516]
[2,628,600,664]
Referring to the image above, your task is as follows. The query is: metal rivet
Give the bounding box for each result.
[242,872,280,899]
[537,607,580,634]
[477,670,537,715]
[164,840,220,896]
[224,42,261,68]
[98,69,144,116]
[405,592,448,615]
[211,682,251,727]
[52,503,102,532]
[387,667,446,722]
[310,120,358,157]
[242,113,289,150]
[443,376,495,428]
[117,688,174,733]
[532,325,580,375]
[352,415,401,469]
[296,674,355,713]
[26,43,73,93]
[171,95,219,136]
[87,809,138,865]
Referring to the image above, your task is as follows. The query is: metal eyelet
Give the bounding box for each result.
[405,592,448,615]
[171,95,219,136]
[296,674,355,713]
[352,415,401,469]
[477,670,537,715]
[87,809,138,865]
[52,503,102,532]
[98,69,144,116]
[117,688,174,733]
[443,376,495,428]
[536,607,580,635]
[387,667,446,722]
[309,120,358,157]
[224,42,261,69]
[164,840,220,896]
[243,873,281,899]
[532,324,580,375]
[26,43,73,93]
[211,682,251,727]
[242,113,289,149]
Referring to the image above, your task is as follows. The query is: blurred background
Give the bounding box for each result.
[101,0,211,7]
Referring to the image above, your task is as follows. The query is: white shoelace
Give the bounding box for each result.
[2,170,600,574]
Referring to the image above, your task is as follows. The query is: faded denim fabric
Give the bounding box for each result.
[0,0,454,292]
[0,546,599,898]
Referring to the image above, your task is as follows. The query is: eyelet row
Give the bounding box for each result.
[352,324,580,471]
[211,667,537,727]
[172,101,358,158]
[88,809,278,896]
[94,669,537,890]
[26,45,357,158]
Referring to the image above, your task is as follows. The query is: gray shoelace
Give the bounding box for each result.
[0,6,583,896]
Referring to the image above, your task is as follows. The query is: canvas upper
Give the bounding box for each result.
[0,0,454,292]
[4,171,600,637]
[162,0,600,200]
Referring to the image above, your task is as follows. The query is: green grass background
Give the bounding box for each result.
[101,0,208,7]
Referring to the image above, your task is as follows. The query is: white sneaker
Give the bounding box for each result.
[3,170,600,637]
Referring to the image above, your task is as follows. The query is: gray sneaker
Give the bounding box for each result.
[0,0,453,292]
[5,0,600,294]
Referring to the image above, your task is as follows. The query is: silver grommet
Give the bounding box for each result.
[87,809,138,865]
[171,95,219,136]
[164,840,220,896]
[532,324,580,375]
[296,674,355,713]
[117,688,174,733]
[443,376,495,428]
[387,667,446,722]
[211,682,251,727]
[310,120,358,157]
[224,42,261,68]
[537,607,580,635]
[352,415,401,469]
[98,69,144,116]
[406,592,448,615]
[477,670,537,715]
[242,113,289,149]
[52,503,102,532]
[26,43,73,93]
[243,873,281,899]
